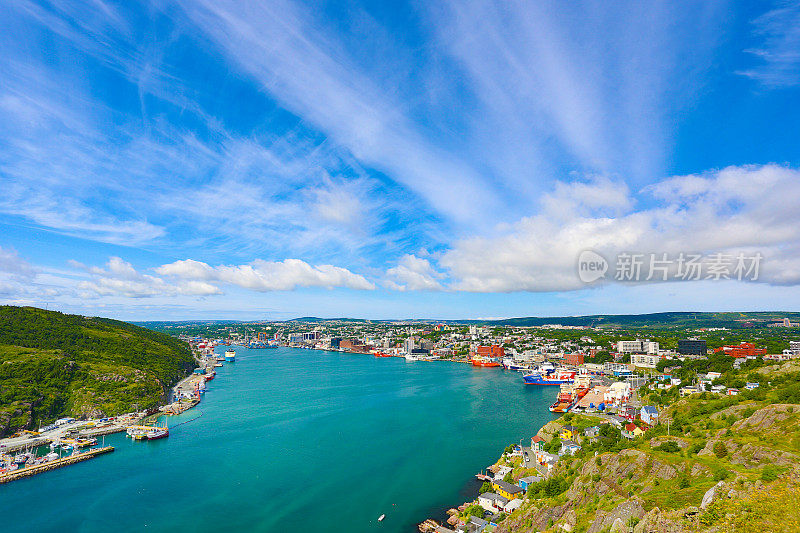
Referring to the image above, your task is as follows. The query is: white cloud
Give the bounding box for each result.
[0,246,36,279]
[385,254,444,291]
[79,257,222,298]
[157,258,376,291]
[440,164,800,292]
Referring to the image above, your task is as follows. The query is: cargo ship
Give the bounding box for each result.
[549,390,575,412]
[523,369,577,385]
[549,380,590,411]
[224,349,236,362]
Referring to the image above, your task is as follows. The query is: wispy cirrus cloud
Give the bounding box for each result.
[738,1,800,88]
[170,0,504,227]
[422,0,728,186]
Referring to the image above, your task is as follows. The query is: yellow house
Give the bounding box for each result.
[624,423,645,438]
[491,480,524,499]
[559,425,577,440]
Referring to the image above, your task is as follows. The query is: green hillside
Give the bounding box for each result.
[484,360,800,533]
[0,306,195,436]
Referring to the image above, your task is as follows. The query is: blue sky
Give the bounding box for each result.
[1,0,800,320]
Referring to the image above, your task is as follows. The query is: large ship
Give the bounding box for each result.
[523,369,577,385]
[471,356,502,367]
[224,349,236,362]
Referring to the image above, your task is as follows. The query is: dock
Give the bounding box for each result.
[0,446,114,484]
[1,437,53,454]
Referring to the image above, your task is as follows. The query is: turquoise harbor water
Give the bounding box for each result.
[3,347,554,532]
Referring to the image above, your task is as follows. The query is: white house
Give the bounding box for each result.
[477,492,508,511]
[640,406,659,425]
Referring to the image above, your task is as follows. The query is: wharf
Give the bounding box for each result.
[1,438,53,454]
[80,425,127,438]
[0,446,114,484]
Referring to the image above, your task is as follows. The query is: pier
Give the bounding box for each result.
[0,446,115,484]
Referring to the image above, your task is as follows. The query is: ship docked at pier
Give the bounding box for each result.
[548,374,591,412]
[470,344,504,367]
[523,369,577,385]
[126,424,169,441]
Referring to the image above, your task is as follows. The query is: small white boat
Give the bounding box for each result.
[378,514,385,522]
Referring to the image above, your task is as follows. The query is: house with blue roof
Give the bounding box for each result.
[640,405,659,425]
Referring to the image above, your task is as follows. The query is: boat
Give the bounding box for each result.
[374,352,393,358]
[13,452,31,466]
[378,514,385,522]
[224,349,236,362]
[471,356,501,367]
[523,369,577,385]
[502,357,531,371]
[126,424,169,440]
[549,390,575,412]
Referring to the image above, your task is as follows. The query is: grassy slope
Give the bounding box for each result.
[486,361,800,532]
[0,306,195,435]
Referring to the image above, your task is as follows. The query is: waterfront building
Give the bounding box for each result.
[491,480,524,500]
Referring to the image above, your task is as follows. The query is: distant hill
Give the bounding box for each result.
[0,306,195,436]
[279,312,800,329]
[481,311,800,328]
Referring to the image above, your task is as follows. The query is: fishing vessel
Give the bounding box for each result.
[224,349,236,362]
[126,424,169,440]
[523,369,577,385]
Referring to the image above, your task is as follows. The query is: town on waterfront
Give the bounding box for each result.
[5,308,800,531]
[4,0,800,531]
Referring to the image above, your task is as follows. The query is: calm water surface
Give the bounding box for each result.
[3,347,554,532]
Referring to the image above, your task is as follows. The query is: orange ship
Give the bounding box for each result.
[471,356,502,367]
